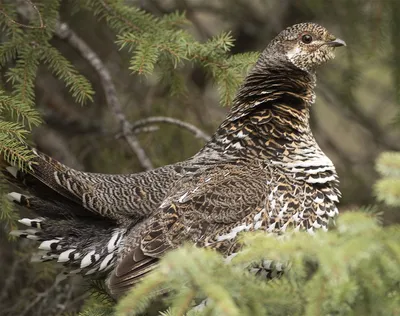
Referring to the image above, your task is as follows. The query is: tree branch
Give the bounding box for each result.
[0,0,45,29]
[130,116,210,142]
[54,22,154,170]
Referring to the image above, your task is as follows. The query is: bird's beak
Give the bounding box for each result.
[326,38,346,47]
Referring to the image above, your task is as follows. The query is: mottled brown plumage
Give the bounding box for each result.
[1,22,345,298]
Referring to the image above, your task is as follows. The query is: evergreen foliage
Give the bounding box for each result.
[112,212,400,316]
[0,0,258,169]
[76,0,258,105]
[0,0,93,168]
[376,152,400,206]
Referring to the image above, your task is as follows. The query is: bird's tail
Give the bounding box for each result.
[1,147,122,278]
[2,148,88,213]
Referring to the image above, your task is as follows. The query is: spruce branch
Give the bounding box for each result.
[0,132,36,169]
[55,21,153,170]
[0,35,25,67]
[0,191,19,231]
[38,44,94,104]
[0,120,30,141]
[0,0,45,29]
[375,178,400,206]
[376,151,400,178]
[100,0,142,32]
[116,270,168,316]
[375,151,400,206]
[113,213,400,316]
[6,45,40,108]
[0,92,41,128]
[97,2,254,106]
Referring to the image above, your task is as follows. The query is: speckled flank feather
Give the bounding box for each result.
[1,22,344,298]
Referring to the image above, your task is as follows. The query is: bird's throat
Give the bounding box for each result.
[205,64,317,161]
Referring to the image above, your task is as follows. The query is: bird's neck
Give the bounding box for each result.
[202,60,319,163]
[195,60,338,191]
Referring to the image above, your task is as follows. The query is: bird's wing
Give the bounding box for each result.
[108,161,339,295]
[108,161,271,295]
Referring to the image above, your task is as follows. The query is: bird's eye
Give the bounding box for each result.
[301,34,313,44]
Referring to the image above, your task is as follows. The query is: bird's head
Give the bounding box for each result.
[264,22,346,72]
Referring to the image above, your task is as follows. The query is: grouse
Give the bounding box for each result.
[1,22,345,297]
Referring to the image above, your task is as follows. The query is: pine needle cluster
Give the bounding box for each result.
[0,0,258,168]
[375,152,400,206]
[113,212,400,316]
[0,0,94,232]
[75,0,258,105]
[0,0,93,167]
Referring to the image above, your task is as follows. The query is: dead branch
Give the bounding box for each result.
[0,0,45,29]
[55,22,154,170]
[130,116,210,142]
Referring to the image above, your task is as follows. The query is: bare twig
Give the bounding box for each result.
[19,276,62,316]
[0,257,21,303]
[55,22,154,170]
[54,280,88,316]
[116,125,159,139]
[130,116,210,142]
[0,0,45,29]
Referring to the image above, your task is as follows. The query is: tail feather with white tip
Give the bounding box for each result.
[1,148,126,279]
